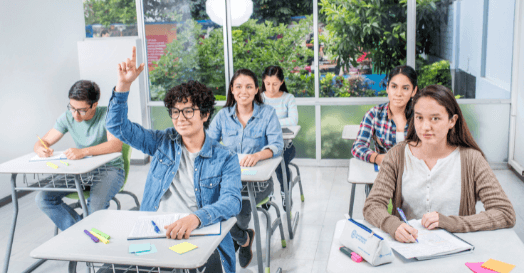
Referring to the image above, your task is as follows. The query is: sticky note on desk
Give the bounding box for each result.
[241,169,257,175]
[169,242,198,254]
[482,259,515,273]
[135,244,157,256]
[129,243,151,254]
[465,262,497,273]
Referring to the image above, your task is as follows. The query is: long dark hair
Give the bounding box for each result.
[225,69,263,107]
[387,65,418,119]
[261,65,288,93]
[406,85,485,157]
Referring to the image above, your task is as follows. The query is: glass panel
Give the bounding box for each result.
[294,106,316,159]
[320,105,374,159]
[84,0,138,38]
[150,105,315,158]
[318,1,406,97]
[416,1,514,99]
[230,0,315,97]
[142,0,227,101]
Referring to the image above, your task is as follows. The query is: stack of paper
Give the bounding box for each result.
[129,243,158,256]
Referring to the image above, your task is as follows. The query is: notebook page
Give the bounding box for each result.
[128,213,221,239]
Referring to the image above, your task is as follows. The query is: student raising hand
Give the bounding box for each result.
[116,46,145,93]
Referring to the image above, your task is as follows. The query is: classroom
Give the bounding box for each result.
[0,0,523,272]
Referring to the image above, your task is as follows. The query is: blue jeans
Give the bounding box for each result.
[35,167,125,231]
[275,143,296,193]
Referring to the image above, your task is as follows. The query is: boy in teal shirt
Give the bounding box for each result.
[34,80,125,230]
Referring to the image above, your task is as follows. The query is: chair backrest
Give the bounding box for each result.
[342,125,361,140]
[122,143,132,186]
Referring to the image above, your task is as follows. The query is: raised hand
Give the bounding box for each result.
[116,46,145,92]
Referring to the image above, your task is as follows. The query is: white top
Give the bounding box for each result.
[157,144,199,213]
[262,92,298,126]
[395,131,405,142]
[401,145,461,220]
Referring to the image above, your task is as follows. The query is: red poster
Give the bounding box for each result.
[146,35,168,70]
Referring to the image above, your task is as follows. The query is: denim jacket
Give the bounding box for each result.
[207,103,284,158]
[106,90,242,273]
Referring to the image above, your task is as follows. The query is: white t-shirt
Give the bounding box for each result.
[401,145,461,220]
[396,131,405,142]
[157,144,199,213]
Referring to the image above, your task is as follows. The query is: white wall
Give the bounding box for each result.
[0,1,85,199]
[77,38,149,162]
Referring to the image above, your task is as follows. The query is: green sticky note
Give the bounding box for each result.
[129,243,151,254]
[242,170,257,175]
[136,244,157,256]
[91,228,110,240]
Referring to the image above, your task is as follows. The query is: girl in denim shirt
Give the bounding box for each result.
[207,69,284,268]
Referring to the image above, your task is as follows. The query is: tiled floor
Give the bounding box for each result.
[0,164,523,273]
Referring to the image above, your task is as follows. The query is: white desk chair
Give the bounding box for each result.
[342,125,377,218]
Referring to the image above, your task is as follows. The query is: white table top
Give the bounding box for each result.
[0,151,121,175]
[30,210,236,269]
[238,154,282,182]
[347,158,378,184]
[282,125,301,140]
[327,219,524,272]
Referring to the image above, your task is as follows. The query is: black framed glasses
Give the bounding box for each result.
[169,107,200,119]
[67,104,92,116]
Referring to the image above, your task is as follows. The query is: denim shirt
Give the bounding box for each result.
[105,90,242,273]
[207,103,284,158]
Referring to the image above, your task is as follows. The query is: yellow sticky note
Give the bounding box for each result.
[482,259,515,273]
[169,242,198,254]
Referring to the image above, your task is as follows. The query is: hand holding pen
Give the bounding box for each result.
[395,208,419,243]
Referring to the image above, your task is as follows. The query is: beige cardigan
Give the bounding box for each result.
[363,141,516,239]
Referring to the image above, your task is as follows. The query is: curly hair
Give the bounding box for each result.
[164,80,216,130]
[68,80,100,106]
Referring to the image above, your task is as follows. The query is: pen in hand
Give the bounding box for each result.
[397,208,419,243]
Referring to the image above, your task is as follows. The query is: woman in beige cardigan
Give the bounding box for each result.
[363,85,516,243]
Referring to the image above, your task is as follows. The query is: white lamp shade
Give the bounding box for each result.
[206,0,253,27]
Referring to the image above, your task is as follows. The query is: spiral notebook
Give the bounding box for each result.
[127,213,221,240]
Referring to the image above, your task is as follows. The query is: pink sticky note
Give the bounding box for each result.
[466,262,497,273]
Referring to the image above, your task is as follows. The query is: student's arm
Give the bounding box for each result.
[206,110,223,143]
[351,108,378,163]
[279,95,298,126]
[240,108,284,167]
[34,128,64,157]
[435,151,516,233]
[363,147,405,239]
[63,131,123,160]
[106,47,165,156]
[195,153,242,226]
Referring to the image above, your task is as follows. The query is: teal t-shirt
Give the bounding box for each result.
[54,106,124,169]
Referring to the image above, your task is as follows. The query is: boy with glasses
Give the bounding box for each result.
[34,80,125,231]
[105,47,242,273]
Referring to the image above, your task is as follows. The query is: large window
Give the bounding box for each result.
[230,0,315,97]
[142,0,227,101]
[84,0,138,38]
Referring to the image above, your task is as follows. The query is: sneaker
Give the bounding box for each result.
[281,191,293,212]
[239,229,255,268]
[234,239,240,253]
[261,194,273,211]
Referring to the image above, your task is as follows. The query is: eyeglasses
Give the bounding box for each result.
[169,107,200,119]
[67,104,92,116]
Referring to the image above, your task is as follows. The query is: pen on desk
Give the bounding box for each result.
[397,208,419,243]
[151,221,161,234]
[36,134,49,150]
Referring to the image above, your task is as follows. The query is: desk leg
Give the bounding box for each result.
[348,183,356,218]
[3,174,18,273]
[247,183,264,273]
[281,159,298,240]
[74,174,89,217]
